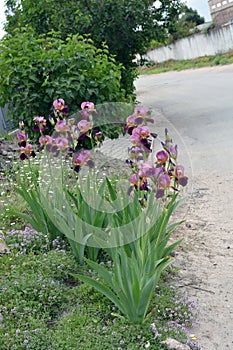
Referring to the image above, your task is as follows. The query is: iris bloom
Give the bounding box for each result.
[125,115,136,135]
[20,144,36,160]
[156,150,169,164]
[55,120,70,132]
[17,131,28,147]
[33,116,47,132]
[130,174,138,186]
[130,126,152,152]
[80,101,96,121]
[53,99,69,116]
[134,106,154,124]
[81,101,95,111]
[127,173,148,195]
[135,126,150,139]
[134,106,148,117]
[130,126,150,144]
[53,99,65,110]
[155,173,171,199]
[55,137,69,151]
[138,162,155,177]
[158,173,171,189]
[39,135,53,147]
[126,115,136,127]
[175,165,188,187]
[78,120,92,133]
[168,145,178,159]
[73,150,94,173]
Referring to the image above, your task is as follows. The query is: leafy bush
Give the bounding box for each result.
[0,27,125,129]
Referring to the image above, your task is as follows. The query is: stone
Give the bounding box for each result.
[0,149,8,156]
[160,338,191,350]
[0,137,19,172]
[0,241,10,254]
[0,231,10,254]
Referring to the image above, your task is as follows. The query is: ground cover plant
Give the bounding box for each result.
[139,49,233,75]
[0,228,198,350]
[0,99,199,349]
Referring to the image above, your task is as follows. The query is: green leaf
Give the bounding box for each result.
[84,258,114,289]
[72,273,124,314]
[105,177,117,201]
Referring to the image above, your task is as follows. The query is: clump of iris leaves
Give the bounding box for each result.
[0,182,199,350]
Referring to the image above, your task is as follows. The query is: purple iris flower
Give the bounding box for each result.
[138,162,155,177]
[158,173,171,189]
[130,126,150,145]
[73,150,94,173]
[153,167,165,179]
[39,135,53,147]
[53,99,65,110]
[168,145,178,159]
[17,131,28,147]
[55,137,69,151]
[175,165,185,178]
[55,120,70,132]
[20,144,36,160]
[134,106,148,116]
[81,101,95,111]
[175,165,188,186]
[78,120,91,133]
[178,176,188,187]
[156,150,169,164]
[33,116,46,132]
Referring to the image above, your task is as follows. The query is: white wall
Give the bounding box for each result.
[145,23,233,63]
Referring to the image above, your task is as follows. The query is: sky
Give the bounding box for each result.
[0,0,211,39]
[185,0,211,21]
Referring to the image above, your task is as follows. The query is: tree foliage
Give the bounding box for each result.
[4,0,183,96]
[0,27,125,127]
[181,6,205,26]
[167,5,205,42]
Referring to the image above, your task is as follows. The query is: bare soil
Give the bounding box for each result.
[173,172,233,350]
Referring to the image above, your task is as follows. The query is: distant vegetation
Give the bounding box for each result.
[139,50,233,75]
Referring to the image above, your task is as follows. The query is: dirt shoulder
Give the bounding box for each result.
[173,173,233,350]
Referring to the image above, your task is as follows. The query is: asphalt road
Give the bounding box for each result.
[135,64,233,176]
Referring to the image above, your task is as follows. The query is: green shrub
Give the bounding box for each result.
[0,27,126,128]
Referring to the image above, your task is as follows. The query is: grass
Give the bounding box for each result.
[139,50,233,75]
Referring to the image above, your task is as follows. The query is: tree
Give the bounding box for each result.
[181,6,205,26]
[4,0,183,97]
[166,5,205,42]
